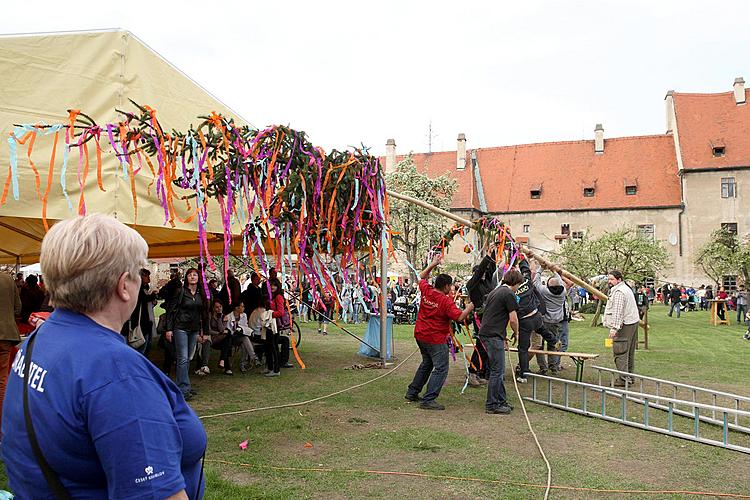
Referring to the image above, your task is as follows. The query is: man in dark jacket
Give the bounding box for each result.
[515,256,559,382]
[667,283,682,318]
[465,246,498,387]
[240,272,262,314]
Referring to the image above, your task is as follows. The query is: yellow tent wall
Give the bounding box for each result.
[0,30,251,264]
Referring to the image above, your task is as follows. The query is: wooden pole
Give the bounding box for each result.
[386,190,472,226]
[520,245,608,301]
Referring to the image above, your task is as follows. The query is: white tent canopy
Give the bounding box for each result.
[0,30,251,264]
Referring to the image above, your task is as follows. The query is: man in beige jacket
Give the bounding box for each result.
[0,271,21,423]
[603,270,640,387]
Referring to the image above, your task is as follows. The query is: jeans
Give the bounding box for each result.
[518,313,556,376]
[406,341,449,403]
[535,321,562,371]
[668,301,681,318]
[174,329,198,396]
[482,336,508,410]
[266,332,290,373]
[737,304,748,324]
[195,339,211,369]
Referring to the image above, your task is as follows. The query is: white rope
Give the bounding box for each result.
[200,349,418,420]
[508,350,552,499]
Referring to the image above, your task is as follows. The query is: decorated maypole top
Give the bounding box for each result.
[5,102,392,310]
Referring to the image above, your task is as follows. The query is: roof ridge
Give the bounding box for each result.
[672,91,735,97]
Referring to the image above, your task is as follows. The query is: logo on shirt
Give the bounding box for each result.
[135,466,165,484]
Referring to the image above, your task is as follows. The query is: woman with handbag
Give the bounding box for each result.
[165,268,209,401]
[1,214,205,499]
[265,278,292,377]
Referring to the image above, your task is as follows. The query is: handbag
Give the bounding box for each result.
[127,304,146,349]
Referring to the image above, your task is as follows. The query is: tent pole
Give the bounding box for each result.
[380,228,388,368]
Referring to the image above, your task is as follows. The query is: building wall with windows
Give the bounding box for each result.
[383,78,750,287]
[681,169,750,286]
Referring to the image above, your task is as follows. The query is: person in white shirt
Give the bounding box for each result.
[603,270,640,387]
[224,302,260,373]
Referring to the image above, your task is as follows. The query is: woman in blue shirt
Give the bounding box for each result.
[1,214,206,499]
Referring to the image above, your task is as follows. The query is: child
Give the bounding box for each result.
[224,302,260,373]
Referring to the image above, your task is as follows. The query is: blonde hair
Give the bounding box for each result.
[40,214,148,313]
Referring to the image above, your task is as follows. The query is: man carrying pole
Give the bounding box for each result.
[405,255,474,410]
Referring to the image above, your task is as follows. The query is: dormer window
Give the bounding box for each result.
[583,187,595,197]
[624,178,637,195]
[713,146,726,157]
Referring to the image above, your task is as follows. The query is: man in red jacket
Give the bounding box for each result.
[406,255,474,410]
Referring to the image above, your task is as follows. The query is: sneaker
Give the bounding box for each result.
[486,405,513,415]
[264,371,280,377]
[537,369,548,376]
[239,363,248,373]
[404,394,422,402]
[516,376,528,384]
[224,369,234,376]
[419,401,445,411]
[183,392,193,402]
[201,366,210,375]
[261,368,272,375]
[194,369,203,376]
[467,373,481,387]
[477,377,488,386]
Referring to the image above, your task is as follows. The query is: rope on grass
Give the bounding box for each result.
[205,459,750,498]
[508,349,552,500]
[199,348,418,420]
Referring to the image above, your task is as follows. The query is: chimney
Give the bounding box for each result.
[457,133,466,170]
[734,77,746,105]
[665,90,675,133]
[385,138,396,174]
[594,124,604,154]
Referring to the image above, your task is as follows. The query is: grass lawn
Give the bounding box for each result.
[2,304,749,498]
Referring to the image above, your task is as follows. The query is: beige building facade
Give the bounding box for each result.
[385,79,750,288]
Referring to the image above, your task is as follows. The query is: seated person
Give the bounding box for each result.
[224,302,260,373]
[209,299,233,375]
[195,300,222,376]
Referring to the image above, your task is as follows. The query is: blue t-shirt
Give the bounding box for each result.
[2,309,206,499]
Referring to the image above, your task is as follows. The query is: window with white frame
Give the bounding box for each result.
[721,177,736,198]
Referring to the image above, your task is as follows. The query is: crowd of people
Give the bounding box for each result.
[660,283,748,326]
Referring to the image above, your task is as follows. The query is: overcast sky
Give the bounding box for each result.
[3,1,749,156]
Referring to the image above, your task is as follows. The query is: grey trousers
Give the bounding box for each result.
[613,322,638,381]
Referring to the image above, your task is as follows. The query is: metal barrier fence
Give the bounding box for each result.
[525,373,750,455]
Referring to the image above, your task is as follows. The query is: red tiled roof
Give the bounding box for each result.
[673,90,750,169]
[474,135,681,213]
[388,151,477,210]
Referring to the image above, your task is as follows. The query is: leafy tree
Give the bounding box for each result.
[694,228,750,287]
[554,227,670,284]
[554,227,671,326]
[386,155,457,278]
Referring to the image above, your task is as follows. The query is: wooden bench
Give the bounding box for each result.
[507,347,599,382]
[464,342,600,382]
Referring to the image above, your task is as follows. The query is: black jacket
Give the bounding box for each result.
[516,259,540,318]
[466,255,497,317]
[165,286,209,333]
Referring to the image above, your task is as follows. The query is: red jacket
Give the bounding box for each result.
[414,279,462,344]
